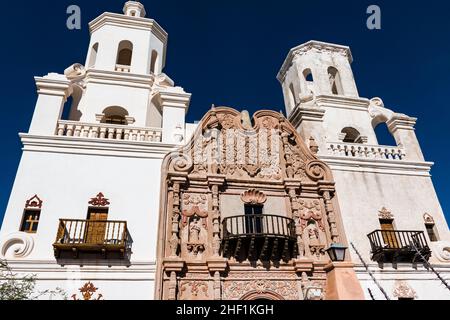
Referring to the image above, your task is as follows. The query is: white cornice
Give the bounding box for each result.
[288,105,325,128]
[277,40,353,82]
[20,134,178,159]
[84,69,154,90]
[320,155,433,177]
[89,12,168,44]
[34,76,71,97]
[314,95,370,111]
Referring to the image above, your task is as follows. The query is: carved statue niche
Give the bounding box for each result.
[181,194,209,259]
[298,200,327,259]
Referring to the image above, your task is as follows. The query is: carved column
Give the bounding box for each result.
[170,182,181,256]
[286,182,304,258]
[319,184,339,243]
[213,271,221,300]
[210,184,221,256]
[207,176,228,277]
[168,271,178,300]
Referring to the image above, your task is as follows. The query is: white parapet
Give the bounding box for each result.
[326,142,406,160]
[56,120,163,143]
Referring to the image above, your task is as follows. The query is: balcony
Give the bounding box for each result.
[327,142,406,160]
[53,219,131,259]
[222,214,297,262]
[56,120,162,143]
[367,230,431,265]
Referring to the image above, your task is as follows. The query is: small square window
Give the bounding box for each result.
[20,209,41,234]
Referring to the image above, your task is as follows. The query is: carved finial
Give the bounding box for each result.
[88,193,110,207]
[309,137,319,154]
[241,110,253,130]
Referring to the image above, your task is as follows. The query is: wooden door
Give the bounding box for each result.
[85,209,108,245]
[380,219,399,248]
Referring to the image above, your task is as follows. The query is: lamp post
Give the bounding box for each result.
[326,243,347,262]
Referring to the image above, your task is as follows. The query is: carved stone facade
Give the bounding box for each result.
[156,107,348,300]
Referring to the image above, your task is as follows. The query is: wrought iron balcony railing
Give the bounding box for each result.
[53,219,130,259]
[367,230,431,264]
[222,214,297,262]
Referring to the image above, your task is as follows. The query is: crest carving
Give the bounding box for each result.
[25,195,43,209]
[88,193,110,207]
[393,281,417,300]
[378,207,394,220]
[241,189,267,205]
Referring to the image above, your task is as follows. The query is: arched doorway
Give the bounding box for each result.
[241,291,285,301]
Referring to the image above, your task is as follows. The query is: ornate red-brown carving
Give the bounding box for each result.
[25,195,43,209]
[241,189,267,205]
[88,193,110,207]
[157,107,338,300]
[72,282,104,300]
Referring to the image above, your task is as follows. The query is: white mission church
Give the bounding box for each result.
[0,1,449,300]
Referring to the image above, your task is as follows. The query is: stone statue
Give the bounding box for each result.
[189,216,202,242]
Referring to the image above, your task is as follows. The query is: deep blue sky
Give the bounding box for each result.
[1,0,449,226]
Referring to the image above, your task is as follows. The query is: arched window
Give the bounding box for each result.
[374,123,397,146]
[328,67,344,95]
[88,43,99,68]
[150,50,159,74]
[101,106,129,125]
[341,127,363,143]
[303,68,314,82]
[116,41,133,66]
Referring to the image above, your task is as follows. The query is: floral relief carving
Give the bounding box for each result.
[72,282,104,300]
[179,281,209,300]
[223,279,298,300]
[88,193,110,207]
[282,134,307,180]
[219,114,237,130]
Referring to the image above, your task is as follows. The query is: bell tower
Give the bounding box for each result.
[277,41,450,300]
[33,1,193,144]
[277,40,424,162]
